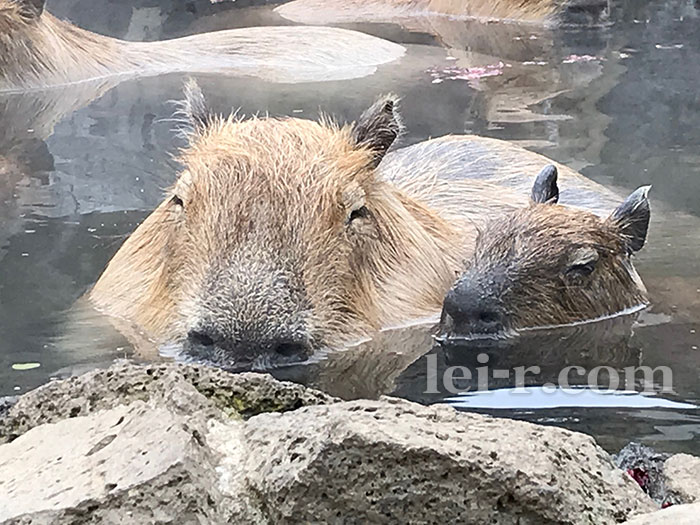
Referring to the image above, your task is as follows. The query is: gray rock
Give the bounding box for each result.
[621,502,700,525]
[0,360,335,444]
[664,453,700,504]
[242,397,655,524]
[0,362,657,524]
[0,402,225,524]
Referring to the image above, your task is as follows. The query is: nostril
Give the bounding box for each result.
[443,289,465,321]
[479,311,501,325]
[273,341,307,359]
[188,330,215,347]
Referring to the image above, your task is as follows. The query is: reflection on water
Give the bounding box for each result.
[0,0,698,454]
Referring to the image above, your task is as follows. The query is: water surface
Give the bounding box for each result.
[0,0,698,454]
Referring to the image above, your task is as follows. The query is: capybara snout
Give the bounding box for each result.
[440,165,651,341]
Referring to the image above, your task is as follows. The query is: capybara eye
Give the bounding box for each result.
[348,205,370,224]
[171,195,184,208]
[566,261,596,278]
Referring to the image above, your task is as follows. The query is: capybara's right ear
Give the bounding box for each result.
[530,164,559,204]
[181,78,212,134]
[608,186,652,253]
[16,0,45,19]
[352,94,403,167]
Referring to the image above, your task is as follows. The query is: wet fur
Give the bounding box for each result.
[276,0,601,24]
[462,204,648,331]
[0,0,404,90]
[90,95,648,356]
[90,105,482,350]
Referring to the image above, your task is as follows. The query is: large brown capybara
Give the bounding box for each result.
[90,80,480,370]
[0,0,404,91]
[90,81,649,370]
[275,0,611,26]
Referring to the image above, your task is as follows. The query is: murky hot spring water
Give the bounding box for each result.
[0,0,698,455]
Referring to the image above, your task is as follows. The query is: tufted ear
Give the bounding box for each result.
[16,0,45,19]
[530,164,559,204]
[607,186,652,253]
[181,78,213,135]
[352,94,403,167]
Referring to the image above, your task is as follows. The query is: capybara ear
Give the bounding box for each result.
[16,0,45,19]
[530,164,559,204]
[181,78,212,134]
[608,186,652,253]
[352,94,403,167]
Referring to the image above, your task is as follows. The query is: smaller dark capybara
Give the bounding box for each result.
[441,165,651,340]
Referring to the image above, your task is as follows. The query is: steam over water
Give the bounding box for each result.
[1,0,699,455]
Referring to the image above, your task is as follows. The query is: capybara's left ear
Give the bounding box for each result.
[530,164,559,204]
[181,78,212,134]
[353,94,403,167]
[17,0,45,19]
[608,186,652,252]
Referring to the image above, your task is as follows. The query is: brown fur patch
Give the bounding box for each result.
[452,202,648,332]
[90,113,469,351]
[0,1,405,90]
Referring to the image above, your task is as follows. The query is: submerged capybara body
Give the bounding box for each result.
[276,0,610,25]
[91,83,650,368]
[0,0,404,90]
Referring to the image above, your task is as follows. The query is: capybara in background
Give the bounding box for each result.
[0,0,404,90]
[90,82,650,370]
[276,0,611,26]
[441,165,650,341]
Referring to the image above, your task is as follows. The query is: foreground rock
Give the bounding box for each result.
[242,399,653,524]
[0,360,334,444]
[0,362,657,523]
[663,453,700,503]
[621,502,700,525]
[0,403,226,523]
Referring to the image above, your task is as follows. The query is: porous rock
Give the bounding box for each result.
[0,402,228,524]
[0,362,657,524]
[0,360,335,444]
[242,396,655,524]
[621,502,700,525]
[663,453,700,504]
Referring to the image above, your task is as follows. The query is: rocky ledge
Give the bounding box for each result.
[0,361,697,524]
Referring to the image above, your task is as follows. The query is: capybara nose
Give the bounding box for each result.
[187,329,216,347]
[443,281,505,335]
[186,328,311,368]
[272,340,309,359]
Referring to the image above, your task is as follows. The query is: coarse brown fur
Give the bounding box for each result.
[441,167,650,339]
[90,85,650,368]
[0,0,404,91]
[90,85,497,368]
[276,0,609,25]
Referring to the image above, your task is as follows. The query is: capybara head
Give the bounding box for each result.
[91,80,463,370]
[0,0,45,46]
[0,0,43,23]
[440,165,651,340]
[1,0,66,88]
